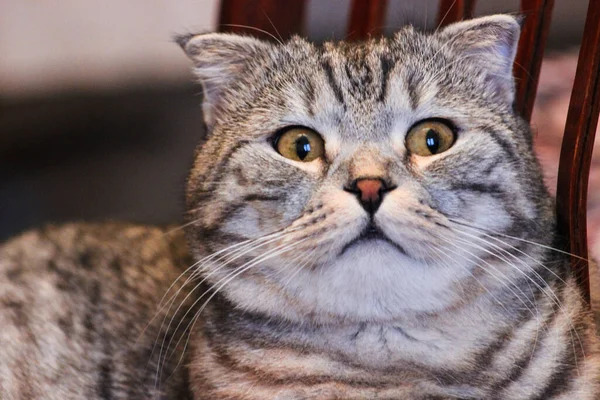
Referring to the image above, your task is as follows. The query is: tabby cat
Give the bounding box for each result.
[1,14,599,399]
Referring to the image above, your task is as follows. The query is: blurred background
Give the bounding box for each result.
[1,0,598,258]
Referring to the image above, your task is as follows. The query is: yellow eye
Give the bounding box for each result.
[274,127,325,162]
[405,120,456,156]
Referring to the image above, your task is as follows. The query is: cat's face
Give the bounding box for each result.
[179,15,553,323]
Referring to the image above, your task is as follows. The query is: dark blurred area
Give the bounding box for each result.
[0,86,204,238]
[0,0,592,242]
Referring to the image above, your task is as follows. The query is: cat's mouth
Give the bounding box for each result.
[339,222,407,256]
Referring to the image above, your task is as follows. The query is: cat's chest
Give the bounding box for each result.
[188,317,493,399]
[320,323,480,369]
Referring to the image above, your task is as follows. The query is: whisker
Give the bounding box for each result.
[147,239,263,381]
[155,230,304,384]
[434,234,556,370]
[136,236,260,353]
[447,224,586,373]
[447,218,589,262]
[434,236,532,315]
[435,0,457,32]
[261,11,284,44]
[152,227,299,390]
[219,23,284,45]
[450,223,571,289]
[163,237,309,382]
[280,247,317,288]
[145,226,294,350]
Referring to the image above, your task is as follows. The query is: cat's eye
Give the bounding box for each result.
[405,120,456,156]
[274,127,325,162]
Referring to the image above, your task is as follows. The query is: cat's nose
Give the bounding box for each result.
[345,178,389,215]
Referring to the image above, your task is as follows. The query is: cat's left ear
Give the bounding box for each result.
[440,14,521,104]
[175,33,272,128]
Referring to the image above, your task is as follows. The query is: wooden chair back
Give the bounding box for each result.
[218,0,600,304]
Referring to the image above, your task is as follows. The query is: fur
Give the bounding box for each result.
[1,15,599,399]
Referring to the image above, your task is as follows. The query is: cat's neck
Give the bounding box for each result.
[187,289,561,399]
[192,291,532,367]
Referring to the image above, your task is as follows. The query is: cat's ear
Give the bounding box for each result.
[440,14,521,104]
[175,33,272,128]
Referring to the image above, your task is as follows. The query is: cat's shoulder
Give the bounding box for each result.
[0,221,192,340]
[1,222,190,276]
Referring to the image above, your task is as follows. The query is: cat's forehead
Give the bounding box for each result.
[181,15,520,141]
[268,32,448,140]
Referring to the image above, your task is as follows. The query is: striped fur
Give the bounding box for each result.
[1,14,599,399]
[180,15,600,399]
[0,224,194,399]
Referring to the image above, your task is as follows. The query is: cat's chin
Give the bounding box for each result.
[221,238,469,324]
[303,241,464,319]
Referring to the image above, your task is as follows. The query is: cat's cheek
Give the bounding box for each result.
[430,186,512,233]
[465,198,513,231]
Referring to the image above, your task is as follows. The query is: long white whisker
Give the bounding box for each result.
[148,227,294,351]
[136,234,265,361]
[448,218,589,261]
[426,243,504,309]
[450,223,571,289]
[280,247,318,288]
[153,228,298,390]
[448,224,585,373]
[436,235,537,316]
[220,23,284,45]
[164,237,309,381]
[451,234,541,306]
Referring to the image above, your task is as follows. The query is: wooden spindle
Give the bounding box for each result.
[463,0,477,19]
[347,0,388,40]
[556,0,600,305]
[514,0,554,121]
[437,0,477,27]
[219,0,306,41]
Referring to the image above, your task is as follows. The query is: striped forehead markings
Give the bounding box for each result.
[322,59,345,107]
[320,51,396,107]
[379,55,394,103]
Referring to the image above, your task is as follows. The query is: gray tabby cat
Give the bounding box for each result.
[1,14,599,399]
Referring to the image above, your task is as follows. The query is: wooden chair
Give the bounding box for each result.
[217,0,600,305]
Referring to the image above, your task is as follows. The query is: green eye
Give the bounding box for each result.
[274,127,325,162]
[406,120,456,156]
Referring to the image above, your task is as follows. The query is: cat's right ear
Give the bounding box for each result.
[439,15,521,105]
[175,33,272,128]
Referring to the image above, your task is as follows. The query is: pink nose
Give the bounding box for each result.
[356,179,382,204]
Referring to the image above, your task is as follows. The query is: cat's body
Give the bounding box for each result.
[0,224,193,399]
[2,14,600,399]
[191,280,596,399]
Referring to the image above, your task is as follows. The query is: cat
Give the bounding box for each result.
[1,14,599,399]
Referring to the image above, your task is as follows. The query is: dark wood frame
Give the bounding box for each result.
[556,0,600,304]
[218,0,600,304]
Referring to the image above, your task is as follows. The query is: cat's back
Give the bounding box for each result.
[0,223,193,399]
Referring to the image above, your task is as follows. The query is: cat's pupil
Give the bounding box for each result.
[296,136,311,160]
[425,129,440,154]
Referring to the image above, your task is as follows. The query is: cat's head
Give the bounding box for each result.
[177,15,553,324]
